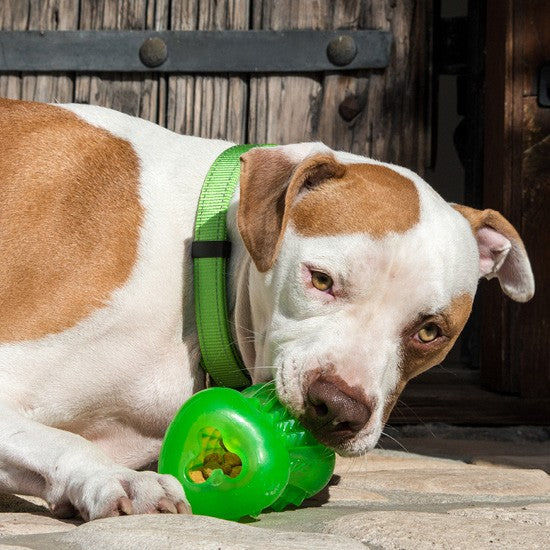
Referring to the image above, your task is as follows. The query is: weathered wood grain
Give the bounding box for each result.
[483,0,550,398]
[0,0,78,102]
[1,0,432,168]
[249,0,432,174]
[513,1,550,399]
[74,0,169,122]
[517,128,550,398]
[165,0,249,142]
[249,1,331,147]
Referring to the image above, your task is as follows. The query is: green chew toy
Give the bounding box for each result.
[158,383,336,521]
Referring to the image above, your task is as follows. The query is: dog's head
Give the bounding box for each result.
[236,144,534,456]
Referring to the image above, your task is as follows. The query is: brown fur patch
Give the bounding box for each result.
[239,150,347,272]
[238,149,420,273]
[291,162,420,238]
[238,148,297,273]
[0,98,143,342]
[382,293,473,422]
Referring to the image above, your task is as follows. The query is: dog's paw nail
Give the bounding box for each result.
[157,497,177,514]
[118,496,134,516]
[176,500,191,514]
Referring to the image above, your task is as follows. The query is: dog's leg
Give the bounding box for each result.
[0,402,189,520]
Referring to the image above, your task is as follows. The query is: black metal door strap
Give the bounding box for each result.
[0,30,391,73]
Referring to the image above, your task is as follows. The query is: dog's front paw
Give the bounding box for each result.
[52,468,190,521]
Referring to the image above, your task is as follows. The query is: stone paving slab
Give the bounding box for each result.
[0,515,364,550]
[1,448,549,549]
[379,425,550,473]
[323,506,550,550]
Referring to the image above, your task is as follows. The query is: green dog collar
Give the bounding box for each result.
[192,144,271,388]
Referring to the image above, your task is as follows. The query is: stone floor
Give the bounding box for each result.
[1,425,549,549]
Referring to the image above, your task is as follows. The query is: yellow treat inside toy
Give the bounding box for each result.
[188,470,206,483]
[198,451,242,480]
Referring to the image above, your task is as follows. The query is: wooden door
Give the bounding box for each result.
[483,0,550,400]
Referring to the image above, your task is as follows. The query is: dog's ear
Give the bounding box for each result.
[453,205,534,302]
[238,148,345,272]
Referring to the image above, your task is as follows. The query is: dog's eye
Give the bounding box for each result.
[311,271,333,291]
[417,323,440,343]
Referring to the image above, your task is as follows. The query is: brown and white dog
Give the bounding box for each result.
[0,98,534,520]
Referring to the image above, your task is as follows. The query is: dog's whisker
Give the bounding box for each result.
[394,398,429,429]
[227,337,258,349]
[343,455,368,475]
[435,363,459,378]
[244,380,277,400]
[381,430,409,453]
[395,398,435,438]
[229,321,263,338]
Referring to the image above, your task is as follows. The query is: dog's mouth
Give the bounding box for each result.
[299,416,379,456]
[299,407,364,449]
[280,393,381,456]
[273,404,379,456]
[299,373,378,455]
[271,354,381,455]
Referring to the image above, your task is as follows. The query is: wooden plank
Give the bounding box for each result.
[248,0,432,175]
[481,0,515,393]
[483,0,550,398]
[74,0,169,123]
[165,0,249,142]
[0,0,78,102]
[512,0,550,398]
[248,0,325,146]
[515,105,550,398]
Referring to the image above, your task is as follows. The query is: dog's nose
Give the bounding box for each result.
[302,376,372,447]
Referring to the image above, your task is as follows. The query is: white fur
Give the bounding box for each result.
[0,108,531,518]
